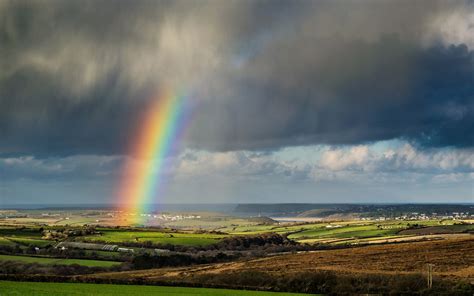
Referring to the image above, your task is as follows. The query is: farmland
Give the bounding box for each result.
[84,236,474,294]
[0,281,310,296]
[0,207,472,294]
[0,215,472,252]
[81,229,226,246]
[218,218,473,246]
[0,254,120,267]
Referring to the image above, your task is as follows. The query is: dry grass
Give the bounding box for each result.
[84,236,473,284]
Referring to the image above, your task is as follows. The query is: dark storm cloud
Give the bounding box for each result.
[0,155,123,181]
[0,0,473,156]
[189,37,474,150]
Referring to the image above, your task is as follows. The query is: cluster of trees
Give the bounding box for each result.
[42,226,99,240]
[202,233,344,253]
[192,230,227,235]
[122,234,338,270]
[131,251,238,269]
[213,233,294,249]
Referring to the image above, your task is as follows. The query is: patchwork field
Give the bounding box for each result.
[0,218,472,250]
[0,209,473,294]
[77,220,472,247]
[398,224,474,235]
[284,220,472,244]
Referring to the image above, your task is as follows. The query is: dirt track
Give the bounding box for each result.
[85,236,474,283]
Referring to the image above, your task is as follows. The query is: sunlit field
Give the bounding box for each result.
[0,281,311,296]
[81,229,227,246]
[0,254,119,267]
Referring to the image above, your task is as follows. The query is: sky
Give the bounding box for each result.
[0,0,473,205]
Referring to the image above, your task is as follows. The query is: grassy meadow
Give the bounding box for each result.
[0,281,312,296]
[0,254,120,267]
[0,214,471,258]
[82,229,227,246]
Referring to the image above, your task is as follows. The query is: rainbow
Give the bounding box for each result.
[118,89,188,223]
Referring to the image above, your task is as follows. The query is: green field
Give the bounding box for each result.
[0,254,120,267]
[78,220,468,246]
[224,221,404,240]
[0,281,311,296]
[287,224,401,240]
[283,220,467,244]
[222,222,332,235]
[83,230,227,246]
[0,227,42,238]
[7,237,52,247]
[0,219,467,250]
[0,237,17,247]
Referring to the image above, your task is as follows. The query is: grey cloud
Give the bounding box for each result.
[174,143,474,183]
[0,144,472,204]
[0,0,473,156]
[175,150,310,181]
[188,37,474,150]
[0,155,123,180]
[2,144,472,183]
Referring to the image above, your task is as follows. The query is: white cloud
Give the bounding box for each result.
[319,146,371,171]
[167,143,474,187]
[1,143,472,187]
[424,2,474,48]
[173,150,310,182]
[431,172,474,184]
[318,143,474,173]
[1,143,472,203]
[388,144,474,170]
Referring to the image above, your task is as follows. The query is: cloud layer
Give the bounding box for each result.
[0,0,473,156]
[1,141,472,203]
[3,142,472,183]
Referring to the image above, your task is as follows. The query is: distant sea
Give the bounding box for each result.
[0,203,238,213]
[0,203,472,215]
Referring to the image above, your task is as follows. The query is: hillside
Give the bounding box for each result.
[81,236,473,294]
